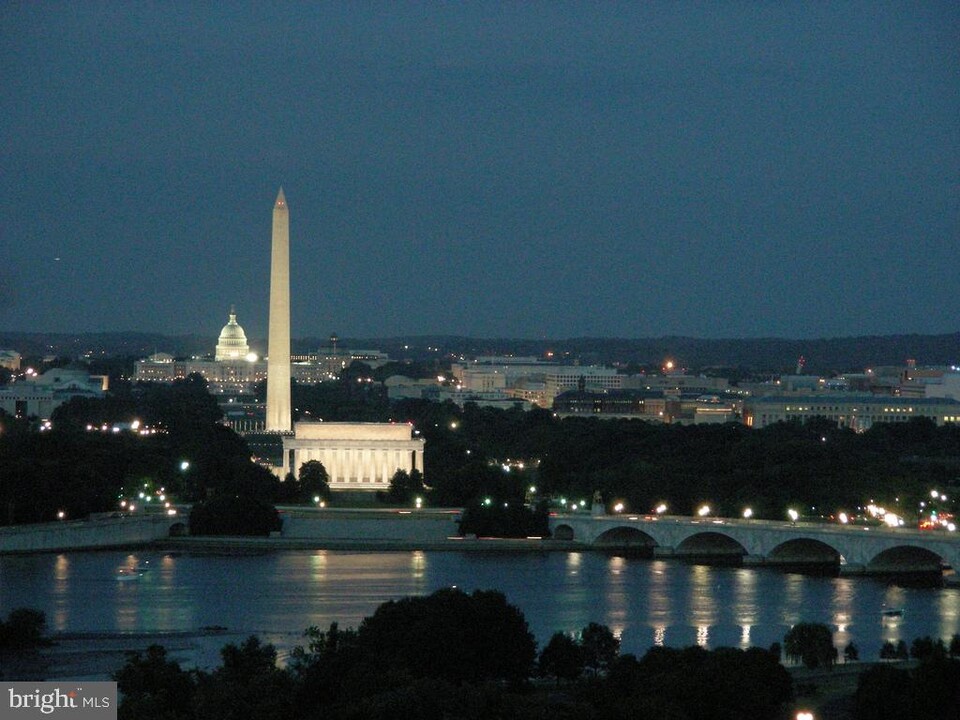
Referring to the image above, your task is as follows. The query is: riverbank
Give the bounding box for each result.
[155,535,576,553]
[2,628,232,681]
[14,628,912,720]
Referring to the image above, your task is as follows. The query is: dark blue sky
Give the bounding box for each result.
[2,3,958,341]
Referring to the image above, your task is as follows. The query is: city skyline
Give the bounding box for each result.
[1,4,957,341]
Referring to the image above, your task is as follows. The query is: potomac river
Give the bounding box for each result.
[2,549,958,675]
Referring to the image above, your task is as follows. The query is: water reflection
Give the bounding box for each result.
[410,551,426,590]
[689,565,717,631]
[733,568,758,647]
[781,574,806,626]
[646,561,673,633]
[53,554,70,630]
[653,625,666,647]
[831,578,856,648]
[310,550,328,582]
[605,556,627,639]
[937,591,960,640]
[696,625,709,648]
[2,550,958,667]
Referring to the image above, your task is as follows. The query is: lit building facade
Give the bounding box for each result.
[0,367,107,420]
[744,394,960,430]
[544,367,622,406]
[281,422,425,491]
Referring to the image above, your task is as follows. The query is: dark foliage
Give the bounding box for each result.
[355,588,537,686]
[278,460,330,504]
[0,376,280,525]
[600,645,793,720]
[0,608,48,651]
[189,495,281,536]
[784,622,837,670]
[114,645,196,720]
[539,632,584,685]
[458,499,549,538]
[379,468,425,505]
[854,656,960,720]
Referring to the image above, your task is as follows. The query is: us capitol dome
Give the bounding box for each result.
[215,307,251,361]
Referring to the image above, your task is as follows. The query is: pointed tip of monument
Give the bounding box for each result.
[275,187,286,208]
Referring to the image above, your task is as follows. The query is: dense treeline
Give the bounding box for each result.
[384,399,960,519]
[108,590,960,720]
[111,588,797,720]
[284,367,960,516]
[0,375,279,525]
[3,367,958,525]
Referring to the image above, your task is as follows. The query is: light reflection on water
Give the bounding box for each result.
[1,549,958,668]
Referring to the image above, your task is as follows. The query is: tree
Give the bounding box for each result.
[538,632,584,686]
[910,635,946,661]
[189,495,281,536]
[880,641,897,660]
[356,587,536,685]
[382,469,425,505]
[949,634,960,658]
[579,622,620,675]
[114,645,196,720]
[896,640,909,660]
[783,622,837,669]
[297,460,330,503]
[0,608,47,651]
[844,641,859,662]
[854,664,914,720]
[194,636,296,720]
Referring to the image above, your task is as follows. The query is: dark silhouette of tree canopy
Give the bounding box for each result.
[113,645,195,720]
[0,608,48,651]
[855,655,960,720]
[381,468,425,505]
[580,621,620,675]
[189,495,281,536]
[603,645,793,720]
[355,587,536,685]
[538,632,584,685]
[784,622,837,669]
[295,460,330,503]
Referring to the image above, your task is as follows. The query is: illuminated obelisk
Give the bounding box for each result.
[265,188,291,432]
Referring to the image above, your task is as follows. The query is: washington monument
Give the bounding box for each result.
[265,188,291,431]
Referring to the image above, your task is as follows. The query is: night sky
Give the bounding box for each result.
[2,3,958,342]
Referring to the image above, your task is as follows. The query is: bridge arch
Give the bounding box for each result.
[553,524,575,541]
[768,538,841,565]
[594,526,658,549]
[866,545,944,574]
[168,521,188,537]
[675,531,747,558]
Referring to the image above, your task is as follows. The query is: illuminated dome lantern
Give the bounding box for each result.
[215,307,251,361]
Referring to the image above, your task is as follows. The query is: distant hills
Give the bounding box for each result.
[1,331,957,375]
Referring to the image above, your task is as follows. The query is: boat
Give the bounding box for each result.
[881,608,904,618]
[115,569,142,581]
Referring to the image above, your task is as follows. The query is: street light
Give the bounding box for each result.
[788,509,799,523]
[742,508,753,519]
[697,505,711,517]
[655,503,668,515]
